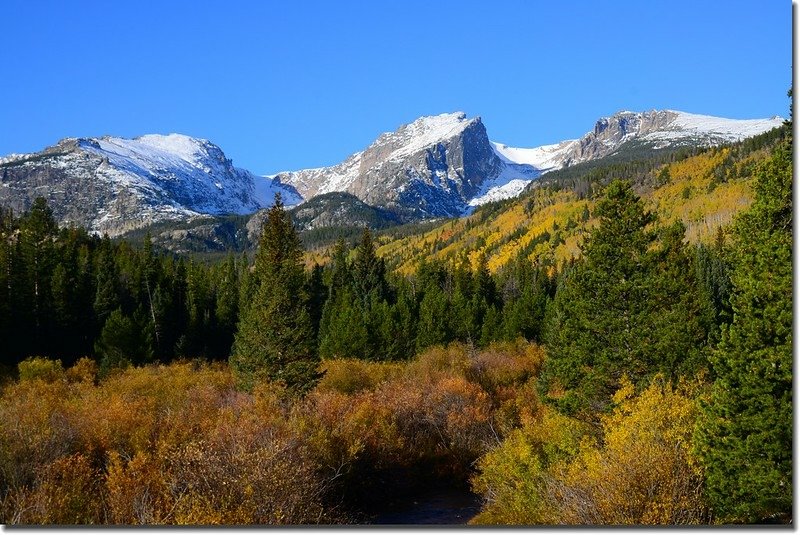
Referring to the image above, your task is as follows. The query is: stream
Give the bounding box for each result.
[370,486,482,525]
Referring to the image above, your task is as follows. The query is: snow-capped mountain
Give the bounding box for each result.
[0,134,300,236]
[0,110,782,239]
[274,112,542,219]
[492,109,784,172]
[274,110,783,218]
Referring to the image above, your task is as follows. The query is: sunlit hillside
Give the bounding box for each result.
[358,127,785,275]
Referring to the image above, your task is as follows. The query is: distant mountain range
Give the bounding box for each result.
[0,110,782,237]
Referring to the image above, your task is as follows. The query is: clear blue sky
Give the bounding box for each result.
[0,0,791,174]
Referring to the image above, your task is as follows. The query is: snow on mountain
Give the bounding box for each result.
[380,112,476,161]
[644,110,785,145]
[0,134,300,236]
[490,140,578,171]
[275,109,782,219]
[490,110,784,174]
[1,109,783,237]
[275,112,543,218]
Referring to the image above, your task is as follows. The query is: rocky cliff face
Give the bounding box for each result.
[0,134,300,237]
[274,113,540,219]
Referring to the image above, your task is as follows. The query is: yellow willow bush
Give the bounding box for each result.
[316,358,403,395]
[552,376,709,525]
[465,340,545,435]
[470,407,587,525]
[297,341,542,498]
[8,453,102,525]
[1,341,547,525]
[471,376,709,525]
[0,372,78,493]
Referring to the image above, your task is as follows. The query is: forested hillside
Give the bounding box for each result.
[0,110,791,525]
[371,125,786,274]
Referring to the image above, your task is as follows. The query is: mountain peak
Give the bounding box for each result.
[0,133,300,236]
[371,112,480,161]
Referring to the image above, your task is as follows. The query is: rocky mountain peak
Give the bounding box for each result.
[0,134,300,237]
[274,112,537,219]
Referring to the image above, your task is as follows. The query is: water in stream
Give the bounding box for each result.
[370,486,482,525]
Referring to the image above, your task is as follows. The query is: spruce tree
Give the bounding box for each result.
[18,197,58,354]
[231,194,319,393]
[541,180,710,417]
[695,117,792,523]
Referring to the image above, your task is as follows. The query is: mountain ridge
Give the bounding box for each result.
[0,133,301,237]
[274,109,782,217]
[0,109,782,240]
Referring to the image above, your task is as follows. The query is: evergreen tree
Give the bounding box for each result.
[318,286,369,359]
[18,197,58,354]
[93,237,121,327]
[695,116,792,523]
[95,308,153,375]
[416,285,451,352]
[213,254,240,358]
[352,229,387,303]
[380,284,417,360]
[541,180,709,417]
[231,194,319,393]
[305,262,326,345]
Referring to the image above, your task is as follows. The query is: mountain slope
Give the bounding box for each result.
[369,124,788,275]
[493,110,784,171]
[273,110,782,221]
[274,112,542,219]
[0,134,300,236]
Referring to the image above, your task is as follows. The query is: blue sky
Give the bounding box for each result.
[0,1,791,174]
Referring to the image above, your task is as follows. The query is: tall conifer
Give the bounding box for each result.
[231,194,319,393]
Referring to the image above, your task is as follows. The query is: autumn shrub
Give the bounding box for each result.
[466,341,546,435]
[65,357,98,385]
[1,342,549,525]
[405,343,472,378]
[380,372,494,474]
[104,450,172,524]
[467,340,545,394]
[17,357,65,383]
[2,453,102,525]
[471,375,709,525]
[296,343,527,511]
[552,376,709,524]
[470,407,586,525]
[68,361,234,457]
[166,427,330,524]
[1,359,340,525]
[317,358,403,395]
[0,372,76,493]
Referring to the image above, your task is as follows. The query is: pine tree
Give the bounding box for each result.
[695,114,792,523]
[416,285,451,352]
[541,180,710,417]
[318,286,369,359]
[95,308,153,376]
[18,197,58,355]
[213,254,240,358]
[231,194,319,393]
[352,228,387,303]
[305,262,326,346]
